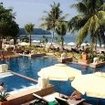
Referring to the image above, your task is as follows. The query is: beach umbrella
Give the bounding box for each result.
[71,72,105,99]
[32,40,40,46]
[18,42,29,46]
[97,44,100,47]
[67,42,76,46]
[38,63,81,81]
[81,43,87,46]
[101,44,105,48]
[81,43,90,47]
[32,40,40,43]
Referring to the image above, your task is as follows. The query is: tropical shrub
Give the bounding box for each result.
[0,91,9,102]
[99,52,105,62]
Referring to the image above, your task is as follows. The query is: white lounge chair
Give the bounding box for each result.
[55,97,85,105]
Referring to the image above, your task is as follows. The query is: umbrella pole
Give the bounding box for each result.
[96,99,100,105]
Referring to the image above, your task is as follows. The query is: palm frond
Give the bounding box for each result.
[69,0,105,47]
[100,3,105,10]
[68,15,86,32]
[96,11,105,24]
[41,2,66,33]
[76,24,88,45]
[87,15,99,34]
[71,2,87,14]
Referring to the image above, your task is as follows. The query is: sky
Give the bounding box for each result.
[1,0,77,28]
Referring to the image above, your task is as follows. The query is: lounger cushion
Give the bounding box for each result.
[48,101,58,105]
[33,93,48,105]
[55,97,85,105]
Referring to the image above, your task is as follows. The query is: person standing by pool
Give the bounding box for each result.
[0,82,5,92]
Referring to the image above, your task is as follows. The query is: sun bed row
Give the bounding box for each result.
[30,92,87,105]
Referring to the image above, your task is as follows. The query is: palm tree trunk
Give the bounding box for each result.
[61,36,64,51]
[0,40,2,49]
[91,34,97,51]
[29,34,31,47]
[0,37,3,49]
[51,31,54,44]
[50,31,54,49]
[13,37,17,45]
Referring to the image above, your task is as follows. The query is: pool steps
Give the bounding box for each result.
[0,72,13,78]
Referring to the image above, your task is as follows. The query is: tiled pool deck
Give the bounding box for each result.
[0,72,13,78]
[0,72,54,105]
[4,85,54,105]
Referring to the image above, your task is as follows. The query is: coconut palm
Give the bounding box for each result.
[41,2,66,44]
[68,0,105,50]
[40,35,48,49]
[56,22,67,51]
[24,23,34,46]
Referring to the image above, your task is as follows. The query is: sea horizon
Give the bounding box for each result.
[30,33,90,44]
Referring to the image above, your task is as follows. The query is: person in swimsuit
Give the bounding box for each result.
[69,90,82,100]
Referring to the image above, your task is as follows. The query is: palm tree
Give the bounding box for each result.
[56,22,67,51]
[0,3,19,49]
[24,23,34,46]
[40,35,48,49]
[41,2,66,44]
[68,0,105,50]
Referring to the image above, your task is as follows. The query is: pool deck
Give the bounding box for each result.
[0,72,13,78]
[75,61,105,68]
[0,85,54,105]
[18,53,46,58]
[89,62,105,68]
[0,71,55,105]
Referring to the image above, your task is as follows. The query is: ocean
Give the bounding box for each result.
[31,33,89,44]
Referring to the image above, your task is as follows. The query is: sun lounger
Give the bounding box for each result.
[55,97,69,105]
[43,92,60,102]
[33,93,60,105]
[33,93,43,99]
[32,93,49,105]
[67,98,85,105]
[55,97,85,105]
[82,102,93,105]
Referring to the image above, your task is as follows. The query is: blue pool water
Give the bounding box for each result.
[0,74,36,92]
[1,56,58,79]
[0,56,105,105]
[0,56,104,78]
[68,62,104,74]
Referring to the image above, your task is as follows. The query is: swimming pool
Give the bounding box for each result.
[1,56,104,79]
[0,56,58,93]
[1,56,58,79]
[0,56,105,93]
[0,56,105,105]
[68,62,105,74]
[0,73,37,92]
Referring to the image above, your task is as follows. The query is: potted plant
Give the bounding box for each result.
[0,91,9,105]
